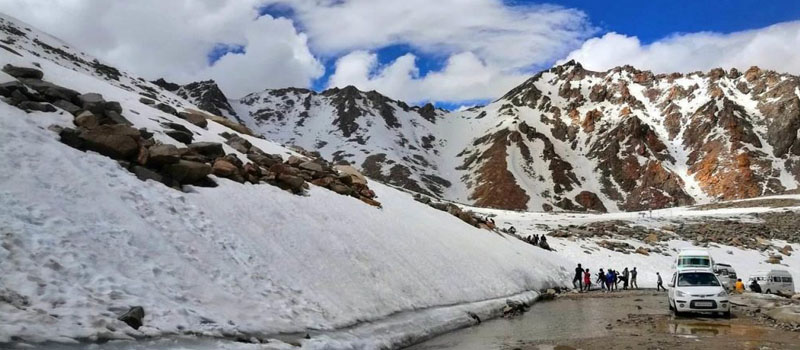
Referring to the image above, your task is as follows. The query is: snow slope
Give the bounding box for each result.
[0,12,571,348]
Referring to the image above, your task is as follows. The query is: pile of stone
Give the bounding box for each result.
[2,64,381,207]
[672,212,800,250]
[548,221,671,245]
[414,194,497,230]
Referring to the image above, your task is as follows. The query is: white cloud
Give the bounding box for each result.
[560,21,800,75]
[0,0,323,97]
[328,51,527,103]
[273,0,593,102]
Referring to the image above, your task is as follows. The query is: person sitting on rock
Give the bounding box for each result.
[749,279,762,293]
[538,235,550,250]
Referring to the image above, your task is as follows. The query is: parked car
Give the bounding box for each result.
[748,270,795,295]
[668,268,730,317]
[674,248,714,271]
[713,263,737,291]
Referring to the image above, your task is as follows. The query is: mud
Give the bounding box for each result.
[407,290,800,350]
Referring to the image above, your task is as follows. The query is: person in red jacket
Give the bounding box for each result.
[583,268,592,291]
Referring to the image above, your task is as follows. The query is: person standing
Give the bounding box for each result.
[583,269,592,292]
[573,264,584,290]
[630,267,638,289]
[596,268,606,290]
[622,268,630,290]
[656,272,665,291]
[608,270,617,291]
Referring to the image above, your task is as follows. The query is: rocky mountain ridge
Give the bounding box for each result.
[229,61,800,212]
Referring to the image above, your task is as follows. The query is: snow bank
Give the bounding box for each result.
[0,104,570,346]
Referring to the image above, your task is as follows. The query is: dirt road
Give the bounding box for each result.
[407,289,800,350]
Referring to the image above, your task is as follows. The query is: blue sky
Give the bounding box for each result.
[246,0,800,108]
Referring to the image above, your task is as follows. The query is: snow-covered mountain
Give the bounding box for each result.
[232,86,454,196]
[0,12,570,347]
[233,61,800,212]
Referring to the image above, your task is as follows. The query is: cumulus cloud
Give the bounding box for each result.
[328,51,527,103]
[0,0,323,97]
[272,0,594,102]
[560,21,800,75]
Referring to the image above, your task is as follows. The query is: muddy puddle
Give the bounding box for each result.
[407,290,800,350]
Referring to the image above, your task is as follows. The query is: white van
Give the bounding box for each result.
[674,249,714,270]
[749,270,795,295]
[713,263,737,291]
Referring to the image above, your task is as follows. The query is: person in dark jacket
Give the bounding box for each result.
[656,272,665,291]
[630,267,638,289]
[749,279,762,293]
[597,268,606,290]
[573,264,584,290]
[622,268,630,290]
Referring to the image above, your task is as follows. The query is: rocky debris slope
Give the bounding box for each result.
[232,86,453,197]
[546,209,800,258]
[1,64,382,207]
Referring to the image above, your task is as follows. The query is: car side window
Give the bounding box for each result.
[774,277,782,283]
[782,277,792,283]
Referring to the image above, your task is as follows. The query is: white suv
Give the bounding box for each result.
[668,269,730,318]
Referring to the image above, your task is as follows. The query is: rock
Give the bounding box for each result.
[118,306,145,330]
[330,183,354,195]
[311,176,335,187]
[359,196,382,207]
[247,152,280,167]
[781,245,793,256]
[287,155,304,166]
[178,111,208,128]
[334,165,368,185]
[74,110,99,129]
[104,110,132,125]
[155,103,178,115]
[188,142,225,159]
[53,99,81,114]
[299,161,324,173]
[277,173,305,192]
[212,159,239,178]
[644,233,659,244]
[165,130,193,144]
[225,135,252,153]
[58,127,84,149]
[635,247,650,255]
[103,101,123,114]
[78,124,141,160]
[17,101,56,112]
[77,93,105,111]
[2,64,43,79]
[205,114,254,135]
[792,294,800,301]
[131,165,177,188]
[139,97,156,105]
[767,255,783,264]
[147,144,182,166]
[574,191,607,212]
[163,160,212,184]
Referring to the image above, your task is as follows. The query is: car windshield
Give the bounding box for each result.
[678,256,710,267]
[678,272,720,287]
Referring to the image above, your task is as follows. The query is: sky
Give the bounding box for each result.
[1,0,799,106]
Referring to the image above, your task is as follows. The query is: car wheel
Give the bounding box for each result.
[766,289,771,294]
[723,311,731,319]
[669,302,674,311]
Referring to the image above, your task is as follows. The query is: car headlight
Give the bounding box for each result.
[717,291,728,297]
[675,290,686,297]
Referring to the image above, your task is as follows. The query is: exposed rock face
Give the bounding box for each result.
[235,85,449,196]
[152,78,239,121]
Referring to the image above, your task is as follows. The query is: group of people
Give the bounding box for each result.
[573,264,641,292]
[524,234,551,250]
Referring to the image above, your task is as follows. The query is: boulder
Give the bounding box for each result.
[131,165,177,188]
[334,165,367,185]
[53,99,81,115]
[2,64,43,79]
[635,247,650,255]
[74,110,99,129]
[188,142,225,159]
[103,110,132,125]
[299,161,324,173]
[781,245,793,256]
[247,152,280,167]
[17,101,56,112]
[163,160,211,184]
[147,144,182,166]
[118,306,145,330]
[155,103,178,115]
[225,135,252,153]
[165,130,193,144]
[330,183,354,195]
[77,93,105,111]
[139,97,155,105]
[311,176,335,187]
[178,111,208,128]
[277,173,305,192]
[58,127,84,149]
[78,124,141,160]
[212,159,239,178]
[287,155,304,166]
[205,114,253,135]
